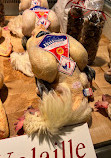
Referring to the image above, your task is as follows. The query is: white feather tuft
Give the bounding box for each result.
[10,52,34,77]
[23,83,92,136]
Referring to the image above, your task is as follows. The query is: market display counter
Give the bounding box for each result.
[89,35,111,145]
[0,17,111,158]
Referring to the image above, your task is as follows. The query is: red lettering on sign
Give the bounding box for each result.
[7,152,14,158]
[68,139,73,158]
[32,147,36,158]
[76,143,86,158]
[40,151,49,158]
[54,143,58,158]
[62,141,65,158]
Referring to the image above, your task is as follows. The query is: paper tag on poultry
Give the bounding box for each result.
[30,6,49,19]
[37,17,50,29]
[83,88,93,97]
[31,0,41,7]
[38,35,69,61]
[58,56,76,76]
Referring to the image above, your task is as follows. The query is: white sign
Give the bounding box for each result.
[0,123,97,158]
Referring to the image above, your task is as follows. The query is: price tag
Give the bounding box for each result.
[58,56,76,76]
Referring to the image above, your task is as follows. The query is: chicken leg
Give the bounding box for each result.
[35,77,53,99]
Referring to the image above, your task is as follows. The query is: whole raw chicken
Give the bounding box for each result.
[8,7,60,38]
[15,27,95,136]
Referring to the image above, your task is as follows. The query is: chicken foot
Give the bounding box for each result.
[94,94,111,119]
[35,78,53,99]
[22,36,30,50]
[83,65,96,87]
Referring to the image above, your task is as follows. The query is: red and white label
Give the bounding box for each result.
[37,17,51,29]
[30,6,50,28]
[39,35,69,61]
[58,56,76,76]
[31,0,41,7]
[35,10,49,19]
[30,6,49,19]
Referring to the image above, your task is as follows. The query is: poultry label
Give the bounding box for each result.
[30,6,50,28]
[37,17,51,29]
[38,35,69,61]
[83,88,93,97]
[30,6,49,19]
[31,0,41,7]
[58,56,76,76]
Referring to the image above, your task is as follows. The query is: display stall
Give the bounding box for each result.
[0,0,111,157]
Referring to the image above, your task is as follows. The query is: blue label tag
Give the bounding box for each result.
[39,35,67,48]
[30,6,47,11]
[30,6,49,19]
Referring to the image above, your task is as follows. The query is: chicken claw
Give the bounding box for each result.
[15,106,38,134]
[35,78,53,99]
[83,65,96,86]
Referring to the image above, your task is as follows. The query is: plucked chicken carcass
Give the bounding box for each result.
[27,28,88,82]
[19,0,49,12]
[8,6,60,38]
[19,0,32,12]
[15,27,95,136]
